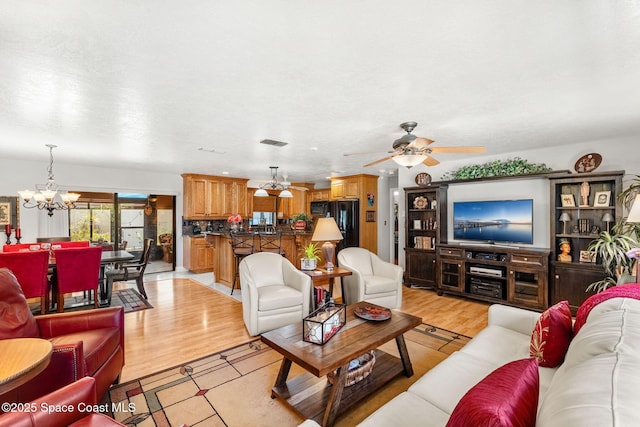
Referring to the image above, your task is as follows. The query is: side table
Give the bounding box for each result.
[0,338,53,394]
[301,267,352,308]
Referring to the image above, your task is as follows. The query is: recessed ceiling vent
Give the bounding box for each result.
[260,139,288,147]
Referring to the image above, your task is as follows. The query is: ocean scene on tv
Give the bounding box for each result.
[453,199,533,244]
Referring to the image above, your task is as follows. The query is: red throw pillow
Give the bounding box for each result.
[530,300,573,367]
[446,358,539,427]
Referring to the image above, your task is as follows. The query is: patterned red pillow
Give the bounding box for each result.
[530,300,573,367]
[446,358,539,427]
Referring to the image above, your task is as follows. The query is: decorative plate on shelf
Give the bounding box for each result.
[354,305,391,321]
[413,196,428,209]
[415,172,432,187]
[574,153,602,173]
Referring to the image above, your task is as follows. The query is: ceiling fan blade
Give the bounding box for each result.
[429,146,486,153]
[422,155,440,166]
[289,185,309,191]
[408,137,435,148]
[364,156,394,167]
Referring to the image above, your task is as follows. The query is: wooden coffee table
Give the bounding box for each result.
[261,301,422,427]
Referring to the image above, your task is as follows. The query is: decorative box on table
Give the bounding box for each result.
[303,303,346,345]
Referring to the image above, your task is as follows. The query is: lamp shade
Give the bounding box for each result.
[559,212,571,222]
[627,195,640,223]
[279,189,293,198]
[254,188,269,197]
[311,218,343,242]
[393,155,425,168]
[601,212,615,223]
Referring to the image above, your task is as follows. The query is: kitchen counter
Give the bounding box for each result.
[192,231,319,288]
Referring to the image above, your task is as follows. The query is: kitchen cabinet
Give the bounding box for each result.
[330,174,379,253]
[183,236,214,273]
[309,189,330,202]
[182,174,248,220]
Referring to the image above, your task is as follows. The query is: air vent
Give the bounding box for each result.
[260,139,288,147]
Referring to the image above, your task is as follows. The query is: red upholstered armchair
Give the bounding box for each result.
[0,377,126,427]
[0,268,124,405]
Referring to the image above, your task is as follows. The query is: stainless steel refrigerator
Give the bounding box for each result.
[329,200,359,252]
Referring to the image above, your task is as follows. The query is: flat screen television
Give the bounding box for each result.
[453,199,534,245]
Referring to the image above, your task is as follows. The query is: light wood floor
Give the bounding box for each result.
[118,277,490,383]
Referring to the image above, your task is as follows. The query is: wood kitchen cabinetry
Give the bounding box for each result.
[330,174,379,253]
[183,236,215,273]
[548,170,624,313]
[309,188,330,202]
[182,174,248,220]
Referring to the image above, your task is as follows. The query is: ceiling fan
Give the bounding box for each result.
[345,122,486,168]
[249,166,308,198]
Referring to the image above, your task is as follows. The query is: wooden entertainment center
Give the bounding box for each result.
[404,170,624,313]
[438,243,548,310]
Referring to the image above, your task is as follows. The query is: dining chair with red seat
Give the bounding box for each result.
[2,243,41,252]
[0,251,50,314]
[53,246,103,313]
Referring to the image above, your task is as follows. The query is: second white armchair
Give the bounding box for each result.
[337,247,403,309]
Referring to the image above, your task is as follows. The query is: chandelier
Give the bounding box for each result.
[254,166,293,198]
[18,144,80,216]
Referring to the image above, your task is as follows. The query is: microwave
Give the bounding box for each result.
[310,201,329,216]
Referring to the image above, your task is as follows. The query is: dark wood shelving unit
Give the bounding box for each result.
[549,170,624,313]
[404,184,448,289]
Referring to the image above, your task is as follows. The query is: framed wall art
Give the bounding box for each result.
[560,194,576,207]
[366,211,376,222]
[0,196,19,227]
[593,191,611,207]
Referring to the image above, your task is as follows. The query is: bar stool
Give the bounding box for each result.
[258,232,285,256]
[230,233,254,295]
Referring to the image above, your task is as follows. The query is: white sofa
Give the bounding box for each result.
[354,296,640,426]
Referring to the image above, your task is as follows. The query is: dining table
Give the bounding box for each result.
[47,249,136,309]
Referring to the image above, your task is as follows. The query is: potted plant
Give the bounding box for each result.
[291,213,312,230]
[587,222,637,292]
[301,242,321,270]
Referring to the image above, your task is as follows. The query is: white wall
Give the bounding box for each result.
[0,159,185,267]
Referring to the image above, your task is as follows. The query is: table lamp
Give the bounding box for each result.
[311,217,343,270]
[601,212,614,233]
[559,212,571,235]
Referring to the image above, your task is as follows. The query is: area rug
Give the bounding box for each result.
[32,288,153,315]
[105,324,470,427]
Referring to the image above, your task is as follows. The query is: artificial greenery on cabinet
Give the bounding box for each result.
[441,157,552,181]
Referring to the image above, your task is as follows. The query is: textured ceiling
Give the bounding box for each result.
[1,1,639,184]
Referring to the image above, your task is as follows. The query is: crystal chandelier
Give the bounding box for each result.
[18,144,80,216]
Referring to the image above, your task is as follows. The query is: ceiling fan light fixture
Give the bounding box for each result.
[393,154,426,168]
[254,188,269,197]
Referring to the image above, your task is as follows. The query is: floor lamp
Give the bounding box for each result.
[626,195,640,282]
[311,217,343,270]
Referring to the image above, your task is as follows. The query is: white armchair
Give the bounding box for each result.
[337,247,403,309]
[239,252,312,336]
